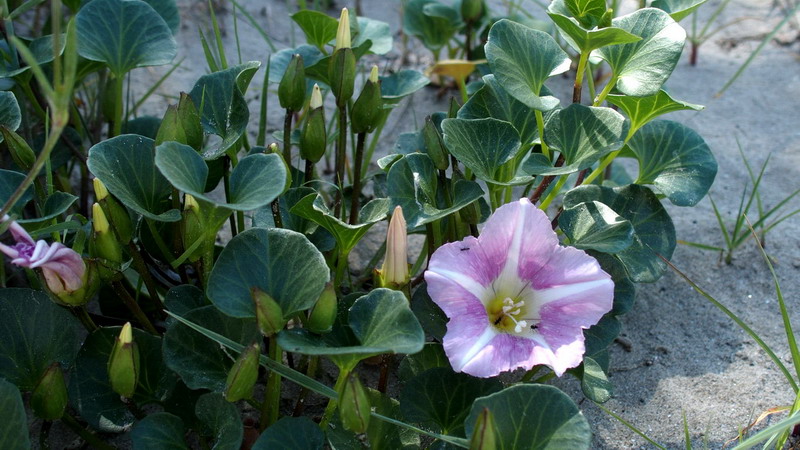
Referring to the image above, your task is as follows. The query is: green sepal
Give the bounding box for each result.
[252,288,286,337]
[351,78,383,134]
[107,324,140,398]
[339,372,371,434]
[278,54,306,112]
[305,283,337,334]
[328,48,356,107]
[422,116,449,171]
[300,107,326,163]
[223,341,260,402]
[30,363,68,420]
[0,126,35,170]
[155,93,203,152]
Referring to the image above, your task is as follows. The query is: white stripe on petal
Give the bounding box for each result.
[428,268,492,302]
[494,201,527,290]
[455,326,497,372]
[535,278,611,305]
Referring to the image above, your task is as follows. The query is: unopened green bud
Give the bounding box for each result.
[469,407,497,450]
[1,126,35,170]
[155,93,203,152]
[334,8,351,51]
[279,54,306,112]
[306,283,337,333]
[268,143,280,154]
[448,97,461,119]
[252,288,285,337]
[351,66,383,134]
[108,323,139,398]
[300,85,327,163]
[93,178,133,245]
[339,372,371,433]
[460,199,482,225]
[91,203,123,264]
[182,195,206,263]
[461,0,484,22]
[378,206,409,289]
[601,8,613,28]
[30,363,68,420]
[422,116,449,171]
[329,48,356,107]
[224,341,260,402]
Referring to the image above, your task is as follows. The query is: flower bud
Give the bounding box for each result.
[252,288,285,337]
[155,93,202,151]
[469,407,497,450]
[461,0,484,23]
[300,85,327,163]
[329,49,356,107]
[91,203,124,264]
[1,126,35,170]
[224,341,260,402]
[378,206,409,289]
[350,66,383,134]
[459,199,482,225]
[334,8,351,51]
[108,323,139,398]
[448,97,461,119]
[182,195,206,263]
[30,363,68,420]
[279,54,307,112]
[93,178,133,245]
[305,283,337,333]
[422,116,449,171]
[338,372,371,433]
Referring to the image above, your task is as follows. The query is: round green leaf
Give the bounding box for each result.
[253,417,324,450]
[596,8,686,97]
[156,142,287,210]
[560,200,634,253]
[164,285,208,316]
[0,92,21,143]
[163,306,259,391]
[400,368,502,436]
[380,70,430,103]
[625,120,717,206]
[606,90,703,137]
[278,289,425,371]
[580,356,612,403]
[88,134,180,221]
[442,117,527,185]
[458,74,540,147]
[189,62,261,160]
[131,412,189,450]
[485,19,570,111]
[403,0,460,52]
[292,10,339,50]
[398,342,449,381]
[0,379,29,450]
[76,0,176,75]
[354,16,393,55]
[528,104,628,175]
[196,393,243,450]
[563,184,676,283]
[69,327,174,432]
[208,228,329,318]
[387,153,484,228]
[0,288,81,391]
[561,0,607,27]
[652,0,709,22]
[465,384,592,449]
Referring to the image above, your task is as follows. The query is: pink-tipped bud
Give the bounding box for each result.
[379,206,409,288]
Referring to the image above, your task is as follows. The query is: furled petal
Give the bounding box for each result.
[0,242,20,259]
[40,244,86,294]
[2,215,34,246]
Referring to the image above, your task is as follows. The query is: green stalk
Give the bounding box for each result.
[572,52,589,103]
[334,106,347,220]
[283,109,294,166]
[534,109,549,160]
[348,132,366,225]
[362,110,390,175]
[582,150,620,185]
[113,280,159,335]
[72,305,99,333]
[539,175,568,210]
[127,241,165,313]
[61,414,116,450]
[319,367,350,429]
[112,74,124,137]
[261,337,282,430]
[593,75,618,106]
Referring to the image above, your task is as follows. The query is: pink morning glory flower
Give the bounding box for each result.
[424,199,614,378]
[0,215,86,295]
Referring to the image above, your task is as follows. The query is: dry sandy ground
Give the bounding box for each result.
[126,0,800,448]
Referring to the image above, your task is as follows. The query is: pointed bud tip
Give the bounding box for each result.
[184,194,199,210]
[120,322,133,344]
[93,178,109,201]
[92,203,110,233]
[369,65,379,83]
[310,84,323,109]
[335,8,351,50]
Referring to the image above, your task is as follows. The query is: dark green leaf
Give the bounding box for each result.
[0,288,81,391]
[580,357,612,403]
[563,184,675,282]
[189,61,261,160]
[387,153,484,228]
[398,343,449,381]
[625,120,717,206]
[269,45,324,84]
[141,0,180,33]
[584,314,620,371]
[606,90,703,137]
[366,389,421,449]
[131,412,189,450]
[292,10,339,50]
[17,191,78,224]
[403,0,460,52]
[559,201,634,253]
[596,8,686,97]
[465,384,592,449]
[76,0,176,75]
[410,282,447,341]
[123,116,163,139]
[0,169,33,217]
[163,306,258,391]
[651,0,709,22]
[0,379,29,450]
[564,0,607,27]
[380,70,430,103]
[589,251,636,316]
[0,92,21,142]
[441,118,527,185]
[0,35,65,78]
[164,285,208,316]
[401,368,502,436]
[156,142,287,210]
[88,134,180,222]
[196,393,243,450]
[253,417,324,449]
[485,19,570,111]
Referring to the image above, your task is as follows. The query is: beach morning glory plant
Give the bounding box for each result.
[425,199,614,378]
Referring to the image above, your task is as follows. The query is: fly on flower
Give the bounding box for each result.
[424,199,614,378]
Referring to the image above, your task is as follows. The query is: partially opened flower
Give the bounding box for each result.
[0,215,86,296]
[424,199,613,378]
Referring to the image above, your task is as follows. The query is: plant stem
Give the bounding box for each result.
[112,74,124,137]
[304,158,314,184]
[534,110,549,160]
[348,132,366,225]
[126,241,165,313]
[283,109,293,166]
[292,355,319,416]
[113,281,159,335]
[529,155,565,204]
[539,175,568,210]
[334,249,349,293]
[222,157,237,237]
[61,414,116,450]
[72,305,99,333]
[320,367,351,429]
[261,337,282,430]
[362,110,390,176]
[333,106,347,220]
[573,52,589,103]
[582,150,620,185]
[593,75,618,106]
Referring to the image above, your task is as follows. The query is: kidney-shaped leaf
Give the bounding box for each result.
[208,228,329,318]
[88,134,180,221]
[76,0,176,75]
[548,1,641,52]
[156,142,287,210]
[485,19,570,111]
[596,8,685,97]
[0,169,33,220]
[606,90,703,137]
[278,289,425,371]
[17,191,78,224]
[442,117,526,184]
[0,379,29,450]
[387,153,484,228]
[625,120,717,206]
[559,200,634,253]
[131,412,189,450]
[465,384,592,449]
[563,184,675,283]
[189,61,261,160]
[292,10,339,51]
[0,288,81,391]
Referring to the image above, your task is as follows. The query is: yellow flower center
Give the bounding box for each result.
[487,296,532,334]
